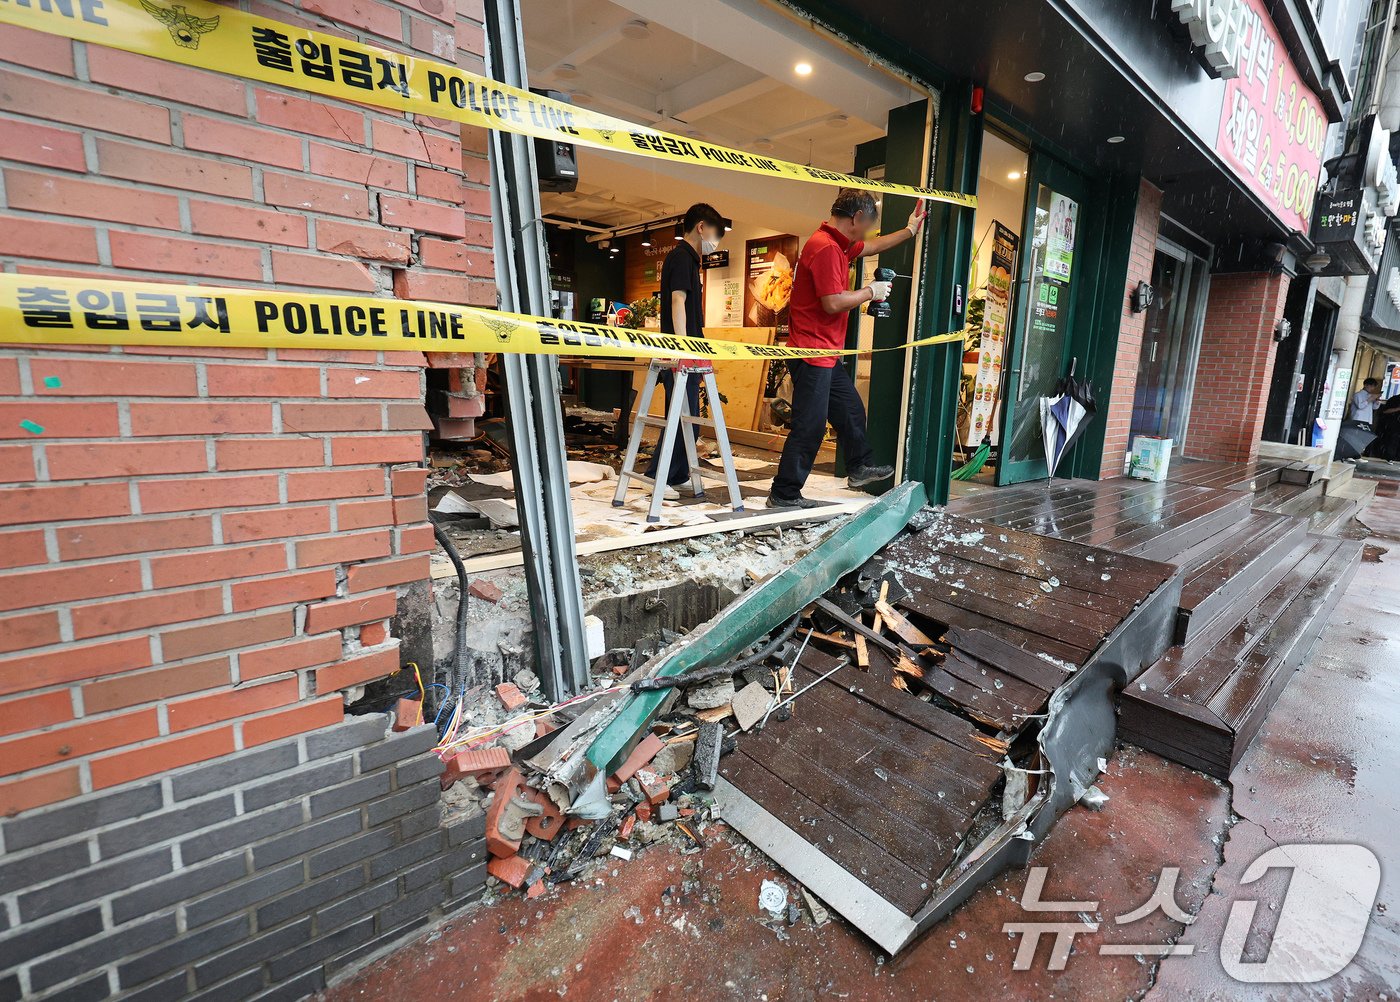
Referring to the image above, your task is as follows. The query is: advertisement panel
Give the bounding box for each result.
[1215,0,1327,233]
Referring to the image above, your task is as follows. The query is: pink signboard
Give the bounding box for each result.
[1214,0,1327,233]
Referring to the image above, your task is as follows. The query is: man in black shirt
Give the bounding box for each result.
[646,202,726,490]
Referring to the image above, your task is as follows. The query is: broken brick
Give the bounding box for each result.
[618,814,637,840]
[392,698,422,731]
[636,768,669,806]
[635,801,652,823]
[487,853,531,888]
[526,879,546,899]
[521,786,564,842]
[469,579,503,603]
[440,746,511,790]
[611,733,664,786]
[484,767,525,858]
[495,682,527,711]
[360,621,389,647]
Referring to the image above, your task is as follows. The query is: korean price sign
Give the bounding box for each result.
[1215,0,1327,233]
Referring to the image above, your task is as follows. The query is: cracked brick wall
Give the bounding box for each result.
[0,714,488,1000]
[0,0,495,818]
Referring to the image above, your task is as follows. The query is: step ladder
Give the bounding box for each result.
[613,359,745,524]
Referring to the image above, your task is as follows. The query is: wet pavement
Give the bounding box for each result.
[322,498,1400,1002]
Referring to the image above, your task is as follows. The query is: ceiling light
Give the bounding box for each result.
[620,19,651,39]
[794,61,813,76]
[609,247,620,255]
[1007,171,1021,180]
[1023,71,1046,82]
[825,114,849,129]
[641,230,652,248]
[1106,135,1125,144]
[556,63,579,80]
[569,89,592,103]
[754,138,775,152]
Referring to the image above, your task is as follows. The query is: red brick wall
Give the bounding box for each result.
[1099,179,1163,478]
[1183,271,1290,463]
[0,0,494,814]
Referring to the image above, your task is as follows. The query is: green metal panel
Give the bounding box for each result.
[863,99,931,472]
[1064,173,1140,480]
[903,80,982,505]
[584,481,929,776]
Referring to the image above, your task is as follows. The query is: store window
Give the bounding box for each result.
[433,0,940,559]
[952,130,1028,484]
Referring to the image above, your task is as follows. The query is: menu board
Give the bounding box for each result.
[720,278,742,326]
[744,235,798,336]
[1215,0,1326,233]
[965,222,1018,446]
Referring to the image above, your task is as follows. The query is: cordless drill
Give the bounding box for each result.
[866,267,897,319]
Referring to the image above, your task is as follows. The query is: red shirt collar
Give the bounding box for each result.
[818,221,853,250]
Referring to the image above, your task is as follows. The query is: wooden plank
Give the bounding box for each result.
[911,550,1137,620]
[720,752,931,915]
[898,570,1107,653]
[786,661,1000,810]
[1207,539,1349,727]
[944,626,1072,692]
[799,648,1003,757]
[1168,538,1336,706]
[888,517,1170,597]
[897,592,1089,665]
[875,600,940,647]
[900,554,1126,634]
[738,708,971,876]
[940,648,1050,710]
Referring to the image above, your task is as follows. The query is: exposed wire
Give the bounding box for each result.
[435,685,628,757]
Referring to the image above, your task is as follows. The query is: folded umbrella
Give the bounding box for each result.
[1040,358,1096,478]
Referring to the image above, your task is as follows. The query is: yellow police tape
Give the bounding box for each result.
[0,275,967,360]
[0,0,975,210]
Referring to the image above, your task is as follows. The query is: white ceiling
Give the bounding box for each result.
[523,0,926,228]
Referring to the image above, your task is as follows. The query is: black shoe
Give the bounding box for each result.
[847,464,894,488]
[766,494,823,510]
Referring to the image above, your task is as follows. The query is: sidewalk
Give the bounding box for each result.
[320,498,1400,1001]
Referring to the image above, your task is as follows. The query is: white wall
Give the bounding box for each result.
[702,220,805,326]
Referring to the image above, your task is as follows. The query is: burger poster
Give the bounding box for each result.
[744,235,798,336]
[965,221,1018,447]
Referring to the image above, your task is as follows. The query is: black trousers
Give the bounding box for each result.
[644,368,702,486]
[772,360,873,500]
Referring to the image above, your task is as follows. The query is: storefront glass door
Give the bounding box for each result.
[1130,239,1209,447]
[997,157,1089,484]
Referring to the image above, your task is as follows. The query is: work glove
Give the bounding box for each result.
[868,280,893,302]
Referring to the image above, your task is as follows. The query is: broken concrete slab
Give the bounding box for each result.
[693,721,723,791]
[686,677,735,710]
[731,681,771,731]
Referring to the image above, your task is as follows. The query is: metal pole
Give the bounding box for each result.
[483,0,590,698]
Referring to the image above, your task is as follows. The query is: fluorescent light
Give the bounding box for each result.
[1023,71,1046,82]
[1107,135,1125,144]
[795,62,813,76]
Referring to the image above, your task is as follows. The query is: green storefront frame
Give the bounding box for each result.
[782,2,1145,502]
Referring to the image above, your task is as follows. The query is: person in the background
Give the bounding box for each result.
[767,188,925,509]
[645,202,726,495]
[1350,377,1381,424]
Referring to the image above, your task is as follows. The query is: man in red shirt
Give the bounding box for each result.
[769,188,925,508]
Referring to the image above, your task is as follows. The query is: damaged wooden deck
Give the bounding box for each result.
[718,511,1180,927]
